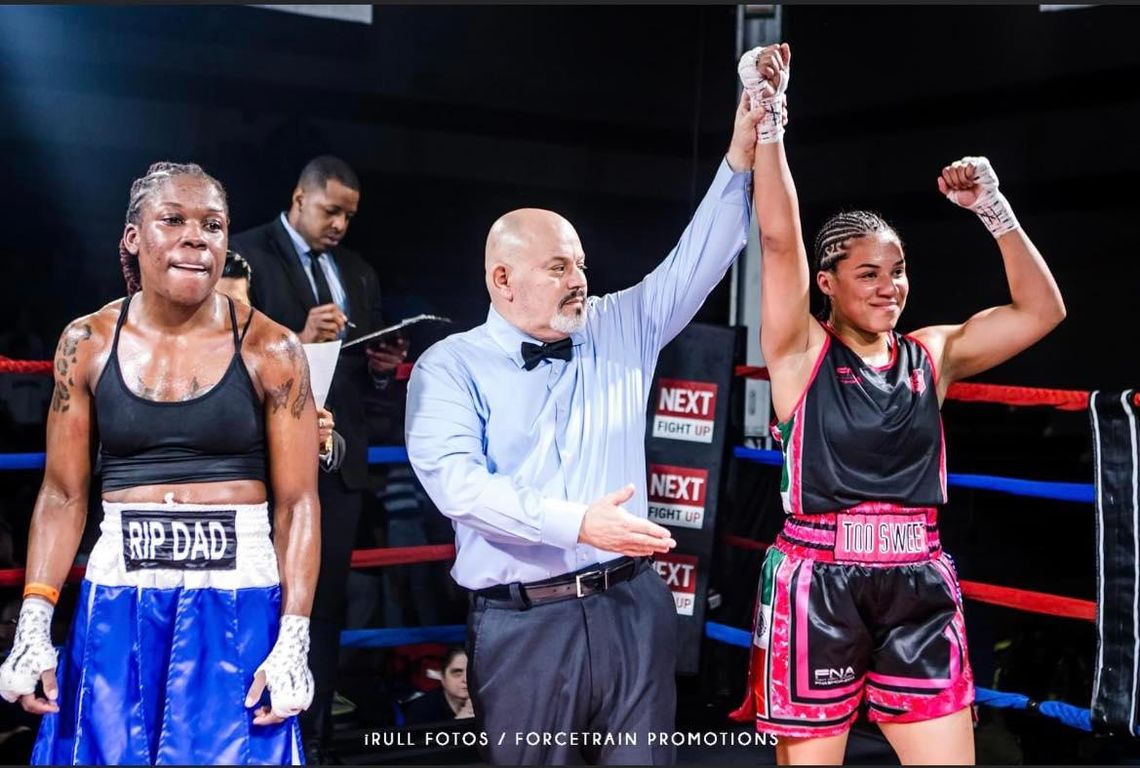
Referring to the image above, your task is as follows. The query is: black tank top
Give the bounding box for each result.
[776,323,947,515]
[96,294,268,491]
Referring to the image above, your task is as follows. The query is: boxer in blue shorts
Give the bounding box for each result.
[0,162,321,765]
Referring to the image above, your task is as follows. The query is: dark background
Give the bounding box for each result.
[1,5,1136,392]
[1,5,1138,763]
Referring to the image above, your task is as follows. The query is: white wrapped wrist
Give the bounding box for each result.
[944,156,1020,239]
[252,614,314,717]
[0,598,57,703]
[738,45,788,144]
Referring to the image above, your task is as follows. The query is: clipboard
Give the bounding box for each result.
[341,314,452,350]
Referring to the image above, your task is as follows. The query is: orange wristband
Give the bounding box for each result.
[23,582,60,606]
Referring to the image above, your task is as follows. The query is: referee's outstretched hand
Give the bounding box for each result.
[578,484,677,557]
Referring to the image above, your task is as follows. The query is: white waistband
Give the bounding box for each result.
[87,501,280,590]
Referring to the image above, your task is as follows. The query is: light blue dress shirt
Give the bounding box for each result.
[406,159,751,589]
[278,212,350,319]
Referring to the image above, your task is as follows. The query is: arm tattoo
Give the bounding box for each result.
[267,378,295,414]
[50,323,91,413]
[50,381,70,413]
[279,334,311,419]
[291,366,310,419]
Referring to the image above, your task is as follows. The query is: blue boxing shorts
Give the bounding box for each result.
[32,500,303,765]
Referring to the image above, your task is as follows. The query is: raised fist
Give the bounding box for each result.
[938,156,1020,238]
[738,43,791,101]
[938,156,1000,210]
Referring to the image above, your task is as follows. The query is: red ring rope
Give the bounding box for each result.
[0,356,412,381]
[4,356,1131,408]
[0,356,53,375]
[719,534,1095,622]
[0,546,459,588]
[350,543,455,568]
[735,365,1137,410]
[1,537,1096,624]
[0,566,86,588]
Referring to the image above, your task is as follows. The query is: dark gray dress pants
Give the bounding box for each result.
[467,561,678,765]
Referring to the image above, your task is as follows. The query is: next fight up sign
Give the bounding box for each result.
[648,464,709,530]
[654,552,699,616]
[652,378,718,444]
[646,323,743,674]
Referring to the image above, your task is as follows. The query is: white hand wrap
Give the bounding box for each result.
[738,45,788,144]
[0,598,57,703]
[253,614,314,717]
[944,156,1020,238]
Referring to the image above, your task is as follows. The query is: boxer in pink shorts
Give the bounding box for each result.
[731,42,1065,764]
[733,326,974,740]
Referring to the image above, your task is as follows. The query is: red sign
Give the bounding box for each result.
[647,464,709,530]
[652,378,718,444]
[653,552,699,616]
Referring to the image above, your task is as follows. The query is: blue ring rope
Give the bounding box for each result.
[0,446,1094,504]
[333,620,1098,733]
[367,446,410,465]
[340,624,465,648]
[0,453,46,470]
[0,448,412,471]
[732,447,1094,503]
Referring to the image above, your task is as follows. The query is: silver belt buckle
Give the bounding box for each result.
[575,569,605,598]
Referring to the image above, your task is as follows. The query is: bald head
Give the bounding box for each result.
[485,208,578,271]
[483,208,589,341]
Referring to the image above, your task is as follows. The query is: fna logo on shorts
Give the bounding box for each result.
[121,509,237,571]
[813,666,856,687]
[652,378,718,444]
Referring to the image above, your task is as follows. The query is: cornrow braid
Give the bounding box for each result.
[119,161,229,296]
[118,237,142,297]
[811,210,898,320]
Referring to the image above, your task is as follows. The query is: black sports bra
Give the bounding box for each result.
[95,294,267,491]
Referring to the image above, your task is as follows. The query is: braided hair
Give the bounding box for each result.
[222,250,253,282]
[119,162,228,296]
[811,210,898,320]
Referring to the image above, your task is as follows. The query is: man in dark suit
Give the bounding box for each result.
[231,156,406,762]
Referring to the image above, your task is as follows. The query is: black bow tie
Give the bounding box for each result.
[521,338,574,370]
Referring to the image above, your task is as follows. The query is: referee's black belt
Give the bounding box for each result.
[476,556,648,606]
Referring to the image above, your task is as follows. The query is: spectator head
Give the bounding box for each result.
[440,646,468,704]
[287,155,360,253]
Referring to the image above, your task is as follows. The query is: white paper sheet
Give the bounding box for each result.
[302,340,342,410]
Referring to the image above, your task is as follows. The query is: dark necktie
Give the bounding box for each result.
[306,250,334,306]
[521,338,573,371]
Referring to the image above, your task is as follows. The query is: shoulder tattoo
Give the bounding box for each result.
[266,333,311,419]
[51,323,92,413]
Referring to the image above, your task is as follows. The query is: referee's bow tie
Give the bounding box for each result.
[521,337,573,370]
